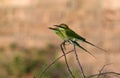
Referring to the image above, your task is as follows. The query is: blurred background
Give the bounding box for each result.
[0,0,120,78]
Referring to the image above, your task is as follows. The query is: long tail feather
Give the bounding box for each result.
[84,40,107,52]
[71,41,96,59]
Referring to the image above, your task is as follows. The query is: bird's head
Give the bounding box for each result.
[54,23,69,30]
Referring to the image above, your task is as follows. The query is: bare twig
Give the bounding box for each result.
[36,49,74,78]
[87,72,120,78]
[73,44,86,78]
[60,41,75,78]
[97,63,112,78]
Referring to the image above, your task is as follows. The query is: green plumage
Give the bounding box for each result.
[65,28,85,41]
[55,23,106,52]
[49,27,65,40]
[49,23,106,54]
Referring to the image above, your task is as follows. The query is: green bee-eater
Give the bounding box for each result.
[49,26,96,58]
[54,23,106,52]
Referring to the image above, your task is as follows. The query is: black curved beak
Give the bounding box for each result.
[54,25,64,28]
[48,27,56,30]
[54,25,59,27]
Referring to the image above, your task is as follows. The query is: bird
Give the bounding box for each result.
[49,25,98,58]
[53,23,106,52]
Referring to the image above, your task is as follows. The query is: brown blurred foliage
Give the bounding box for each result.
[0,0,120,78]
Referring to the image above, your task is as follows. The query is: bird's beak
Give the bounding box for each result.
[48,27,56,30]
[54,25,59,27]
[54,25,63,28]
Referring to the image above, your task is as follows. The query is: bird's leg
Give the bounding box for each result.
[62,41,67,50]
[60,41,75,78]
[65,40,71,45]
[62,40,70,50]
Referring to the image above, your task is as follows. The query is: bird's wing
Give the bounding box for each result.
[66,29,85,41]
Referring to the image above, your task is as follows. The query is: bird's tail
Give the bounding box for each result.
[71,41,96,59]
[84,40,107,52]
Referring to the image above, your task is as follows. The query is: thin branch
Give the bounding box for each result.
[60,41,75,78]
[87,72,120,78]
[73,44,86,78]
[37,49,74,78]
[97,63,112,78]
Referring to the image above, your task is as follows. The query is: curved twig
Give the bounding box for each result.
[87,72,120,78]
[97,63,112,78]
[73,43,86,78]
[36,49,74,78]
[60,41,75,78]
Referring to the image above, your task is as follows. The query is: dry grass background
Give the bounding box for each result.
[0,0,120,78]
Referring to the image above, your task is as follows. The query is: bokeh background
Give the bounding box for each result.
[0,0,120,78]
